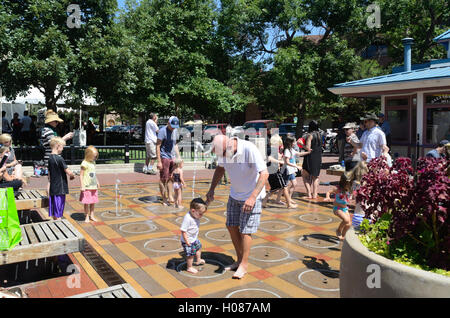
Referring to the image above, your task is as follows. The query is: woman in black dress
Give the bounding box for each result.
[302,120,322,199]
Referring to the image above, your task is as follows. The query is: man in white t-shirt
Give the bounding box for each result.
[348,113,389,162]
[144,113,159,174]
[206,134,269,279]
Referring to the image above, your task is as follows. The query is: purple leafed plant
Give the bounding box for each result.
[356,156,450,270]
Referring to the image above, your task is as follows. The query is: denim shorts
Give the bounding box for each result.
[181,239,202,257]
[226,196,262,234]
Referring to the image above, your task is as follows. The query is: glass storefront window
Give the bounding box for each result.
[387,98,408,107]
[387,109,409,142]
[426,108,450,145]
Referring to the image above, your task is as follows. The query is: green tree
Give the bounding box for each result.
[217,0,371,135]
[0,0,118,111]
[120,0,248,120]
[376,0,449,64]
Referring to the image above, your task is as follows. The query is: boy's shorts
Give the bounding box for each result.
[181,239,202,257]
[226,196,262,234]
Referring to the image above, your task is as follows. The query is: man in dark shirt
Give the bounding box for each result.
[156,116,180,206]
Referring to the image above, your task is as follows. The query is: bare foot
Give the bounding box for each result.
[177,205,184,209]
[89,215,98,222]
[287,204,298,209]
[275,200,286,206]
[224,262,240,271]
[194,259,206,266]
[338,235,345,241]
[186,267,198,274]
[84,218,90,223]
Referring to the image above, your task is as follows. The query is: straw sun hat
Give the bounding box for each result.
[45,110,64,124]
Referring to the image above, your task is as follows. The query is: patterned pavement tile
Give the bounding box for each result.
[25,180,345,298]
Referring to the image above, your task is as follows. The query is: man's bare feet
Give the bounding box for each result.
[186,267,198,274]
[274,200,286,206]
[287,204,298,209]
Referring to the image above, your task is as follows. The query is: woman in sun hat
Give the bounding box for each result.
[40,110,74,166]
[342,122,360,171]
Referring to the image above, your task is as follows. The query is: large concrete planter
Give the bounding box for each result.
[340,228,450,298]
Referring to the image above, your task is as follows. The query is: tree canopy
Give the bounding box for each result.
[0,0,448,126]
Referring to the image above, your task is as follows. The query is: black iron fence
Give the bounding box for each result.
[13,142,211,166]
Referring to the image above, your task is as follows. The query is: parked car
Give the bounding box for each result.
[242,120,277,139]
[278,123,297,141]
[203,123,228,142]
[107,125,123,132]
[231,125,245,138]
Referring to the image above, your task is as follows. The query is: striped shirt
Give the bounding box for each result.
[40,126,57,166]
[344,133,360,161]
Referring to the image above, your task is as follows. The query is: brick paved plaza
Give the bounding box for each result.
[2,155,349,298]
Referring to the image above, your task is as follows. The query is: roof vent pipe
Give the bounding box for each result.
[402,38,414,72]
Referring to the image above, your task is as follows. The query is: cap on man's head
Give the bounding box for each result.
[168,116,180,128]
[363,113,379,121]
[438,139,449,147]
[378,113,385,118]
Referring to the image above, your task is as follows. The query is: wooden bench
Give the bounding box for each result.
[0,219,85,265]
[15,189,49,210]
[68,283,142,298]
[326,168,345,176]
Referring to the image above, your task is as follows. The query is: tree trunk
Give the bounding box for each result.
[45,95,57,112]
[295,100,306,139]
[99,110,105,132]
[44,87,59,112]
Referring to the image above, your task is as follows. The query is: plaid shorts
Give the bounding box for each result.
[181,239,202,257]
[226,196,262,234]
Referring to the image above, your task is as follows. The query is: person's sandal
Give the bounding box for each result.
[232,269,247,279]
